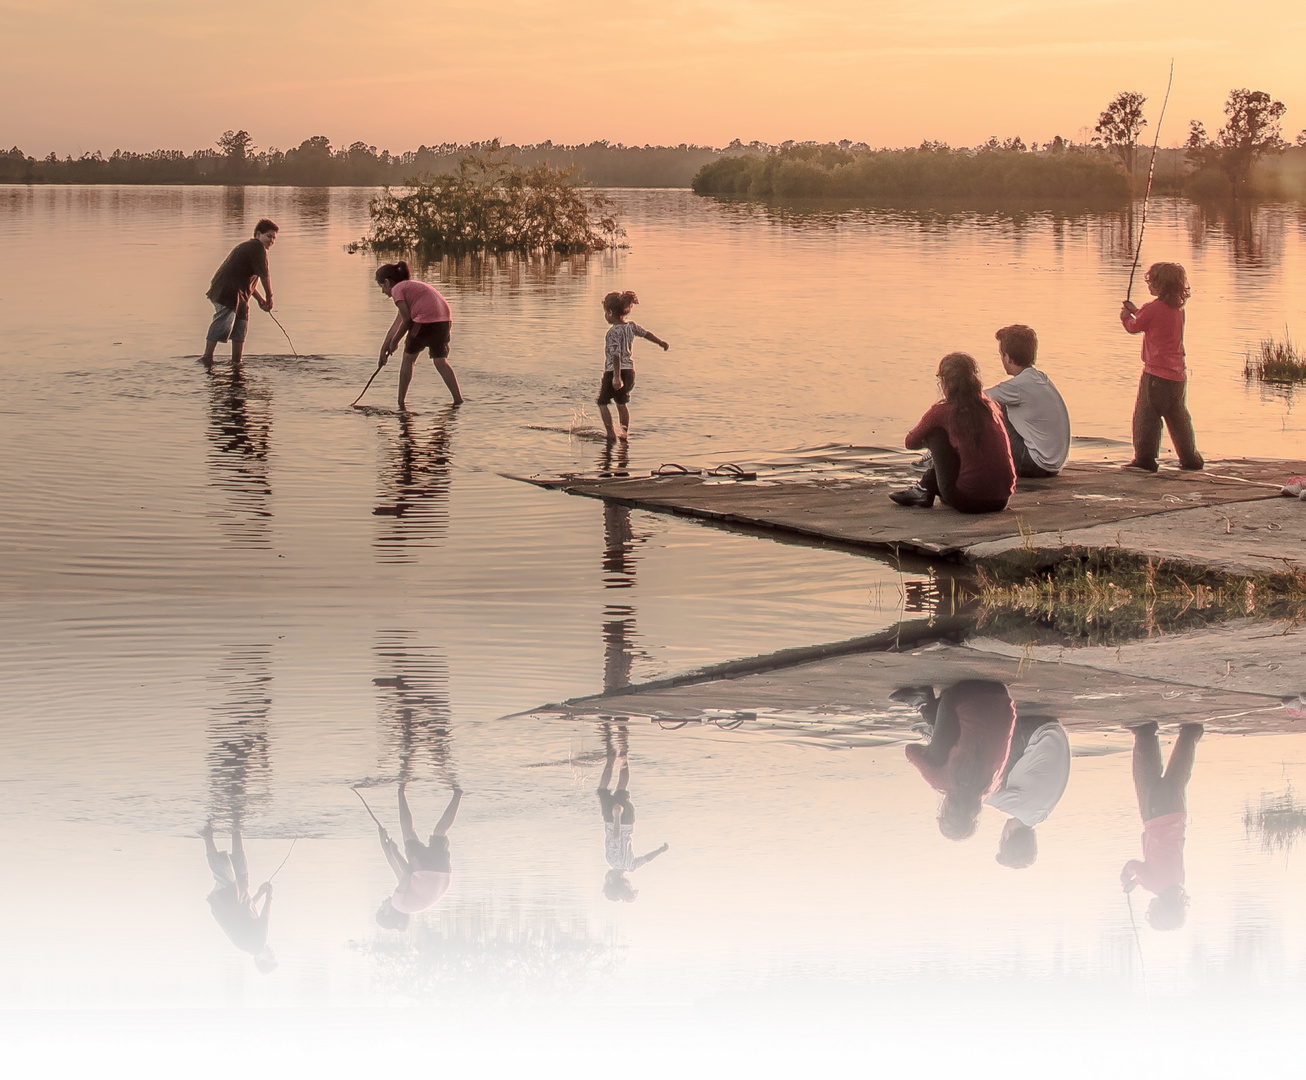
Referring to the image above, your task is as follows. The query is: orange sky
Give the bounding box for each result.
[3,0,1304,156]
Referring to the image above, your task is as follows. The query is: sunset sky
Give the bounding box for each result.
[3,0,1304,156]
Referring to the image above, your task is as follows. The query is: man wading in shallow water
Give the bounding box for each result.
[201,219,277,365]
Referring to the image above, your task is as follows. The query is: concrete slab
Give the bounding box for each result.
[968,496,1306,577]
[526,635,1300,746]
[512,458,1301,567]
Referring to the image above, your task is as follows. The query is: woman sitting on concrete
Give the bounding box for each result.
[890,352,1016,513]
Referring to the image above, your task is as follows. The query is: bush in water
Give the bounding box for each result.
[366,146,624,255]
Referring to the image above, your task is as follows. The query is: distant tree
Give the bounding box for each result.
[1187,88,1288,196]
[1094,91,1147,172]
[1297,129,1306,148]
[217,129,255,163]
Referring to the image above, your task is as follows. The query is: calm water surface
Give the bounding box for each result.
[1,187,1304,1072]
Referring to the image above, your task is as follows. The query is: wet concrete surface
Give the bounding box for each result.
[512,457,1305,573]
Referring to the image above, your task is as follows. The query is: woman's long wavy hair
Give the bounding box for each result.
[937,352,991,440]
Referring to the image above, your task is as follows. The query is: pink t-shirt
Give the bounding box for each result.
[391,870,452,913]
[1121,811,1186,895]
[1121,298,1186,381]
[391,280,451,325]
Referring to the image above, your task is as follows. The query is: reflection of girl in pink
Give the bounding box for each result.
[1121,722,1203,931]
[902,680,1016,841]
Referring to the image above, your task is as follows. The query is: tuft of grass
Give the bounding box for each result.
[1245,787,1306,856]
[974,547,1306,645]
[1244,329,1306,385]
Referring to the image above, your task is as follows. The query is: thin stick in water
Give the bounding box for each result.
[352,785,385,828]
[267,837,298,882]
[351,363,385,408]
[1126,60,1175,304]
[267,310,300,358]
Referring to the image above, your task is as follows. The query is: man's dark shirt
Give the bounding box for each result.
[206,239,269,315]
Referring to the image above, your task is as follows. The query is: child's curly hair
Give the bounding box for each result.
[602,291,639,319]
[1146,262,1191,308]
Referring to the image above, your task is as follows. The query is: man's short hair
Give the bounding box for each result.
[995,324,1038,368]
[254,218,279,236]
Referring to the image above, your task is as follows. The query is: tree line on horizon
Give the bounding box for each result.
[4,88,1303,200]
[691,87,1304,203]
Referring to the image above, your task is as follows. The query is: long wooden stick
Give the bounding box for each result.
[266,310,300,357]
[1126,60,1175,303]
[352,786,384,828]
[350,362,385,407]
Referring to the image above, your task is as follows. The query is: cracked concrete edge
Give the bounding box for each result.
[965,497,1306,577]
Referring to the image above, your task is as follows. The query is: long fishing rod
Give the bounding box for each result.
[1126,60,1175,304]
[265,309,300,358]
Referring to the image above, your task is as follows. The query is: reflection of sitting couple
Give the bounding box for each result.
[202,814,277,973]
[598,724,668,902]
[1122,721,1203,931]
[897,681,1070,866]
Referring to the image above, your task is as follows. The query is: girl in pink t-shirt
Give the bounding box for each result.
[375,261,463,409]
[1119,262,1203,472]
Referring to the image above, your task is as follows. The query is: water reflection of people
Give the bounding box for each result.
[598,724,668,901]
[201,815,277,973]
[597,442,647,693]
[202,644,276,969]
[1121,721,1203,931]
[898,681,1016,841]
[374,783,462,931]
[373,408,455,558]
[204,360,273,547]
[985,716,1071,869]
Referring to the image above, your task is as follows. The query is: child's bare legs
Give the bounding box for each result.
[430,788,462,838]
[433,357,464,405]
[616,404,630,441]
[397,352,418,411]
[598,403,622,441]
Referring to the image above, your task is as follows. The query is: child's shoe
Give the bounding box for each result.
[1123,459,1159,473]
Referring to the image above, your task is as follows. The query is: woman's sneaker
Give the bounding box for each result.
[889,484,935,507]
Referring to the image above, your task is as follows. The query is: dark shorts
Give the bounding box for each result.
[598,788,635,823]
[405,834,452,873]
[407,321,451,359]
[597,369,635,406]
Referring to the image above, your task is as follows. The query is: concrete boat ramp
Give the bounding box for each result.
[509,455,1306,576]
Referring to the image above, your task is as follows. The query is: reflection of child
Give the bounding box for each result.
[598,290,669,442]
[202,819,277,973]
[902,681,1016,841]
[598,743,668,902]
[1119,262,1203,472]
[1121,722,1203,931]
[374,782,462,931]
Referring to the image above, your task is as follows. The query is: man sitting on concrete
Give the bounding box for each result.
[987,324,1071,478]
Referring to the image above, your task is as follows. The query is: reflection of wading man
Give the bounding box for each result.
[201,219,277,365]
[900,681,1017,841]
[201,817,277,973]
[1121,722,1203,931]
[598,728,668,901]
[374,782,462,931]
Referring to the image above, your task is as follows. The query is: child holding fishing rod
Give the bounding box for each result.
[1120,262,1204,472]
[375,262,463,409]
[357,782,462,931]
